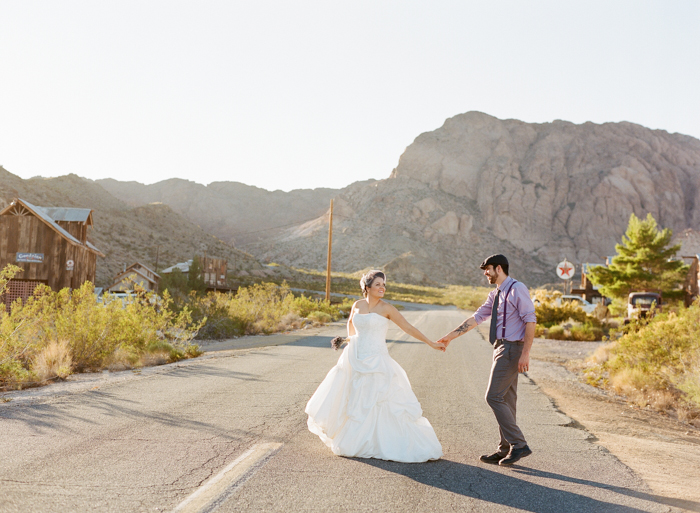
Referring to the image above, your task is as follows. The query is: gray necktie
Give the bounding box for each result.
[489,290,499,344]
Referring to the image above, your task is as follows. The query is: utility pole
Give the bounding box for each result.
[154,245,161,273]
[325,199,334,303]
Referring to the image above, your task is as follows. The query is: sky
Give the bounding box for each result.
[0,1,698,192]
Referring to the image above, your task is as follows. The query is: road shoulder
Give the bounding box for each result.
[528,337,700,512]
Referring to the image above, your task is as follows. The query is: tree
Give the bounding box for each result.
[587,213,688,300]
[187,256,207,295]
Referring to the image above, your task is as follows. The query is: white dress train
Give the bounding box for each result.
[305,312,443,463]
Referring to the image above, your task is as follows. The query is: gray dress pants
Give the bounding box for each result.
[485,340,527,452]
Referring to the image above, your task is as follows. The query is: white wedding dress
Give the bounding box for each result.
[305,312,443,463]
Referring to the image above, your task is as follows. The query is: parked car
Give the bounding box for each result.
[555,295,597,314]
[626,292,661,321]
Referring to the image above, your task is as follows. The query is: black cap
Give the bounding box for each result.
[480,254,508,270]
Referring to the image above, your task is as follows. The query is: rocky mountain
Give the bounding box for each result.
[97,178,354,246]
[248,112,700,285]
[6,111,699,288]
[0,168,267,287]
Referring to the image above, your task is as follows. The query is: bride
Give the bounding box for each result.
[305,270,444,463]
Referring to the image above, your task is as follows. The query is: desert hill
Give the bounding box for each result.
[0,168,267,287]
[246,112,700,285]
[97,177,354,246]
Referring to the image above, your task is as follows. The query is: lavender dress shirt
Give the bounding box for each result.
[473,276,537,342]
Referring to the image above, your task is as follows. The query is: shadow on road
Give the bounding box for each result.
[512,467,700,513]
[357,457,683,512]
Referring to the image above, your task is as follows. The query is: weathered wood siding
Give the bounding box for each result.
[201,256,227,287]
[0,216,96,291]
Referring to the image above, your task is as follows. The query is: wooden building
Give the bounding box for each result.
[571,263,606,304]
[201,256,228,290]
[108,262,160,293]
[0,198,104,308]
[683,255,700,307]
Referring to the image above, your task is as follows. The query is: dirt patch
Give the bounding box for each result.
[528,338,700,512]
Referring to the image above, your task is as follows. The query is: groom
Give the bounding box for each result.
[438,254,536,466]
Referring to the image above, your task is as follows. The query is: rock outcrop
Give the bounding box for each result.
[248,112,700,285]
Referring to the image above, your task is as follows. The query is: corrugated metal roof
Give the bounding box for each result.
[20,199,83,245]
[11,199,104,256]
[160,260,193,274]
[41,207,92,223]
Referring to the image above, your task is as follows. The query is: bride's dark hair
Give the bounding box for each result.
[360,270,386,297]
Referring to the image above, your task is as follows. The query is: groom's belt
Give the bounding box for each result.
[494,339,524,346]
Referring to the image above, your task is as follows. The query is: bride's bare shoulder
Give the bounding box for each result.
[376,300,396,317]
[352,299,369,314]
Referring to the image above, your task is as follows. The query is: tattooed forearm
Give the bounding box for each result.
[453,317,475,335]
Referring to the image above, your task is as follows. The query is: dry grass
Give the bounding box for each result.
[31,340,72,381]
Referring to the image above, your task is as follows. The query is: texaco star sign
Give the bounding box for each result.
[556,259,575,280]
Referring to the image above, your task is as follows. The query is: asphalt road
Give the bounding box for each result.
[0,306,677,512]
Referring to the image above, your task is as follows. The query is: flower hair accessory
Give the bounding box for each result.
[360,270,386,297]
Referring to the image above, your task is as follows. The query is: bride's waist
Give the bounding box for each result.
[353,336,388,354]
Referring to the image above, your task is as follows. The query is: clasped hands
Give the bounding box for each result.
[428,334,454,352]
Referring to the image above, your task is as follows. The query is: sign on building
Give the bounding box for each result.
[16,253,44,263]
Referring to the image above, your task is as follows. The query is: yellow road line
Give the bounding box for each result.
[171,442,283,513]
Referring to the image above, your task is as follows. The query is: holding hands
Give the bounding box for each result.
[427,340,446,352]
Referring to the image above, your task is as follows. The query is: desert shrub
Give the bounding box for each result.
[545,326,567,340]
[308,311,332,324]
[190,283,346,340]
[569,324,603,342]
[535,301,590,327]
[0,265,202,390]
[585,299,700,414]
[291,294,342,319]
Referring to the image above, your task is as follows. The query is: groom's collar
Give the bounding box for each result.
[497,275,514,291]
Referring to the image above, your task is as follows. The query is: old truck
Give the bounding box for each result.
[626,292,662,321]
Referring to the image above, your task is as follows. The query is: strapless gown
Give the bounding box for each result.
[305,313,443,462]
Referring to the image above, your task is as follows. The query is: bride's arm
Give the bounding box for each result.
[347,301,359,337]
[385,305,445,351]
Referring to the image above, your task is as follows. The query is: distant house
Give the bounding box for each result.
[108,262,160,293]
[571,263,606,304]
[161,255,231,291]
[0,198,105,309]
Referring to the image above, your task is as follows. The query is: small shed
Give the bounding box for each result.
[108,262,160,293]
[0,198,105,308]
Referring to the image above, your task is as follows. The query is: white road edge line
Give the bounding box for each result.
[171,442,283,513]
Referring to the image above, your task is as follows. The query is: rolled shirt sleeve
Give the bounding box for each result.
[512,283,537,324]
[473,289,497,325]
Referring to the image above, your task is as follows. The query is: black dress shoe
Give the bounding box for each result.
[479,451,508,464]
[498,445,532,466]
